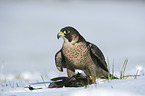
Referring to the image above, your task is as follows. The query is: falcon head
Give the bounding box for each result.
[57,26,85,43]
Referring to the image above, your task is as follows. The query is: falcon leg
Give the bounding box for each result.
[84,70,91,77]
[88,65,97,84]
[67,68,75,77]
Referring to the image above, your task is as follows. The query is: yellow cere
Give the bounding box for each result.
[59,31,66,37]
[60,31,63,35]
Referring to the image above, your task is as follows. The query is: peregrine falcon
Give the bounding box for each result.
[55,26,116,83]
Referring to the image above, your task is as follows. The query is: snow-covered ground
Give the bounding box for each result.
[0,0,145,96]
[1,76,145,96]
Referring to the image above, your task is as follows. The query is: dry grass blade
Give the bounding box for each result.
[112,59,115,76]
[120,58,128,79]
[41,75,46,87]
[134,69,139,79]
[0,64,4,84]
[107,57,111,80]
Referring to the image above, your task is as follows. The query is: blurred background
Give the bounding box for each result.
[0,0,145,81]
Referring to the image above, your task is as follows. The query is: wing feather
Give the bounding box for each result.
[87,42,109,72]
[55,49,66,72]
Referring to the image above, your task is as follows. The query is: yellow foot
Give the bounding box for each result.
[89,76,96,84]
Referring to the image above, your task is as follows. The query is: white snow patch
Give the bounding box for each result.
[71,89,141,96]
[1,76,145,96]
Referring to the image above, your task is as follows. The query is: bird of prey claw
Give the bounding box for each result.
[55,26,118,84]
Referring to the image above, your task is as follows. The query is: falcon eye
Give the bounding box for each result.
[64,30,70,34]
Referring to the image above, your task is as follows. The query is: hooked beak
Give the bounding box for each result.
[57,31,65,39]
[57,33,61,39]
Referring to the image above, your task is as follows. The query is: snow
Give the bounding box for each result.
[0,0,145,96]
[1,76,145,96]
